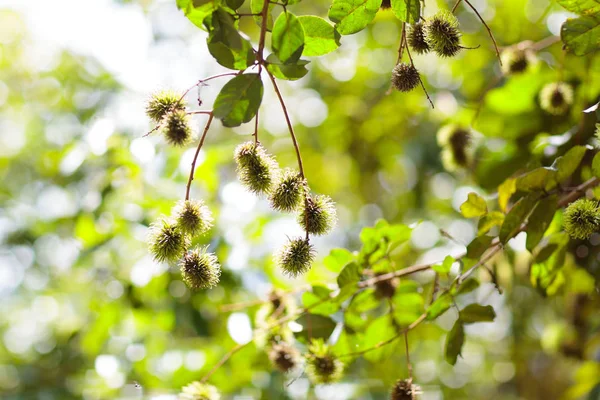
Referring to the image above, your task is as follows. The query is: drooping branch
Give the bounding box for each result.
[185,113,214,200]
[403,29,434,109]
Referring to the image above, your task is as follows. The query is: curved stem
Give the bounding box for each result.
[404,30,434,109]
[185,112,214,200]
[200,342,249,383]
[463,0,502,65]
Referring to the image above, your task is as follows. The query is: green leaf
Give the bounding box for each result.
[298,16,341,56]
[531,232,570,296]
[337,262,362,288]
[499,194,540,244]
[555,145,587,183]
[226,0,245,9]
[466,235,494,259]
[557,0,600,15]
[205,9,255,70]
[251,0,274,31]
[433,255,454,274]
[478,211,505,235]
[179,1,218,30]
[266,54,309,81]
[294,314,337,342]
[390,0,420,23]
[393,293,425,325]
[526,195,558,251]
[426,293,453,320]
[561,14,600,56]
[592,152,600,178]
[272,12,305,64]
[324,248,355,273]
[515,167,557,192]
[453,279,480,296]
[460,192,488,218]
[302,286,338,316]
[498,178,517,212]
[362,316,396,362]
[213,74,263,127]
[328,0,382,35]
[445,319,465,365]
[459,304,496,323]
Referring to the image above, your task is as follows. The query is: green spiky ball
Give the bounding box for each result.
[268,342,301,373]
[275,237,315,277]
[180,247,221,290]
[163,110,192,146]
[146,90,185,123]
[179,381,220,400]
[563,198,600,240]
[425,11,461,58]
[269,169,306,212]
[298,194,337,235]
[391,63,420,92]
[234,142,279,194]
[305,339,344,384]
[539,82,574,116]
[172,199,213,237]
[407,23,430,54]
[500,47,535,75]
[391,378,422,400]
[148,218,189,263]
[437,124,473,171]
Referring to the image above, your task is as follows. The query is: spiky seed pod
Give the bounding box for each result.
[436,124,473,171]
[306,339,344,384]
[380,0,391,9]
[275,237,315,277]
[500,47,536,75]
[391,378,422,400]
[425,11,461,58]
[391,63,421,92]
[179,381,220,400]
[146,90,185,123]
[180,247,221,290]
[375,275,399,299]
[163,110,192,146]
[172,199,213,237]
[148,218,189,263]
[269,169,306,212]
[268,342,301,373]
[539,82,574,116]
[407,23,430,54]
[234,142,279,194]
[563,198,600,240]
[298,195,337,235]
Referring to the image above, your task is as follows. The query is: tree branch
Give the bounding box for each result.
[185,113,214,200]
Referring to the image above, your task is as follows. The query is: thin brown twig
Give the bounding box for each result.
[185,113,214,200]
[452,0,463,13]
[463,0,502,65]
[404,331,412,379]
[256,0,270,64]
[404,30,434,108]
[200,342,249,383]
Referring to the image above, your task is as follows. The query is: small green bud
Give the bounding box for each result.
[179,381,220,400]
[268,342,301,373]
[425,11,461,58]
[234,142,280,195]
[269,169,306,212]
[180,247,221,290]
[407,23,430,54]
[391,63,421,92]
[539,82,574,116]
[391,378,422,400]
[298,194,337,235]
[148,218,189,263]
[437,124,473,171]
[275,237,315,277]
[172,199,213,237]
[306,339,344,384]
[563,198,600,240]
[500,46,536,75]
[146,90,185,123]
[163,110,192,146]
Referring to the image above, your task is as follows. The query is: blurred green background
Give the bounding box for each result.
[1,0,600,399]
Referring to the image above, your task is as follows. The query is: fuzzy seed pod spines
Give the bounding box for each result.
[275,237,315,277]
[179,381,220,400]
[539,82,574,116]
[299,194,337,235]
[306,339,344,384]
[180,247,221,290]
[269,169,306,212]
[380,0,391,9]
[148,218,189,263]
[563,198,600,240]
[234,142,279,194]
[437,124,473,171]
[425,11,461,58]
[500,46,536,75]
[391,378,422,400]
[269,342,301,373]
[163,110,193,146]
[173,199,213,237]
[391,63,421,92]
[407,23,430,54]
[375,275,399,299]
[146,90,185,123]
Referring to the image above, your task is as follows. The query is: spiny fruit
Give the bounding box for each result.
[306,339,344,384]
[563,198,600,240]
[391,63,420,92]
[391,378,422,400]
[234,142,279,195]
[163,110,192,146]
[148,218,189,263]
[380,0,391,9]
[425,11,461,58]
[298,194,337,235]
[146,90,185,123]
[172,199,213,237]
[268,342,301,373]
[437,124,473,171]
[500,46,536,75]
[407,23,430,54]
[180,247,221,290]
[275,237,315,277]
[269,169,306,212]
[374,275,399,299]
[179,381,220,400]
[539,82,574,116]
